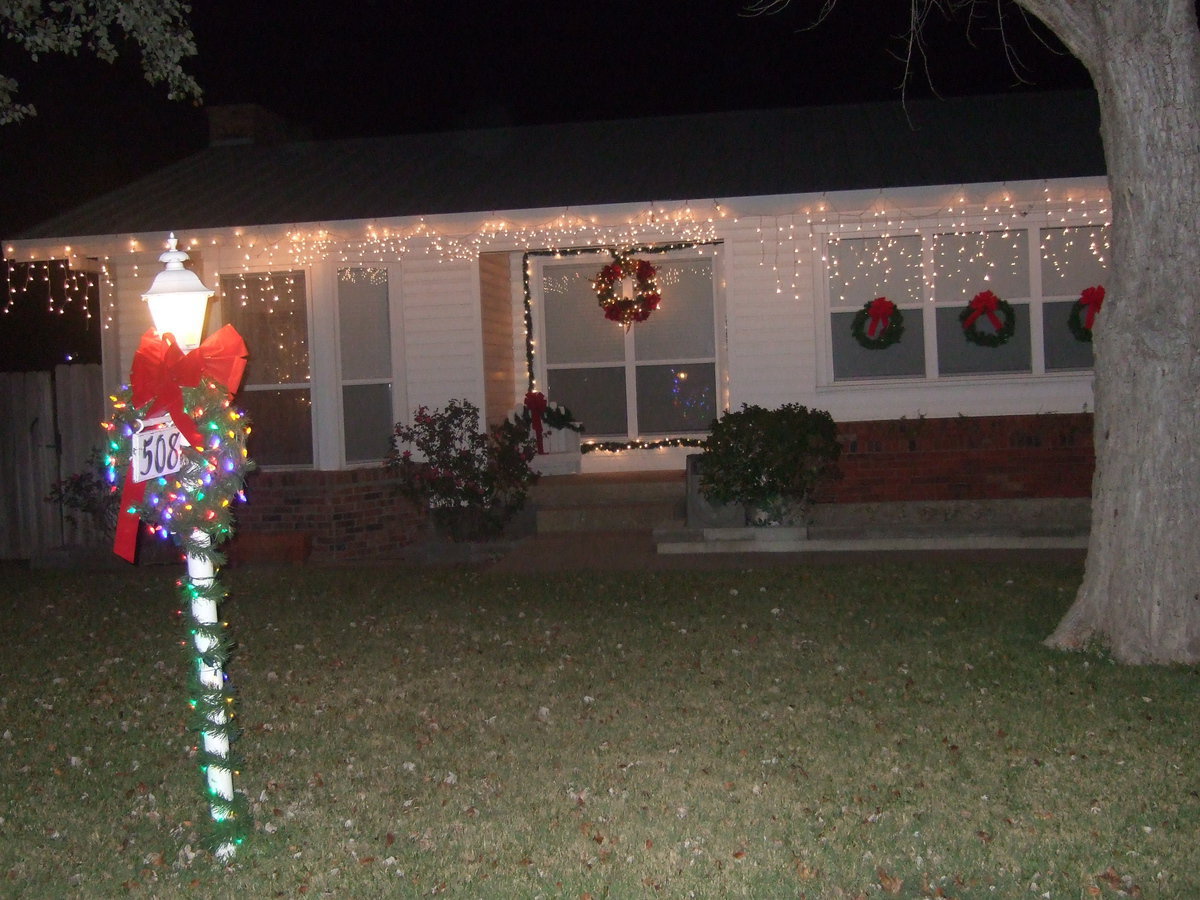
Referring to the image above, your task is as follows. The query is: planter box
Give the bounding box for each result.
[685,453,745,528]
[532,427,582,475]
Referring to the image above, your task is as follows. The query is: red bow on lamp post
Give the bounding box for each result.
[113,325,248,562]
[524,390,548,454]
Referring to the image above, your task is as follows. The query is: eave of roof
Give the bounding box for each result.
[10,90,1104,243]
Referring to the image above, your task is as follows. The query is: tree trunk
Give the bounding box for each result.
[1026,1,1200,663]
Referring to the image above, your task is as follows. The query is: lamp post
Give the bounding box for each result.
[134,233,249,861]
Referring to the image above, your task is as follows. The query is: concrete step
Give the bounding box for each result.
[538,500,682,533]
[654,525,1088,555]
[531,472,686,534]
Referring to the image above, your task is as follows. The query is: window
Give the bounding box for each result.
[337,267,394,464]
[1040,226,1105,371]
[829,234,925,379]
[220,271,313,466]
[535,250,720,439]
[826,223,1108,382]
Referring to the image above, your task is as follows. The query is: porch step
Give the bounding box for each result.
[531,472,686,534]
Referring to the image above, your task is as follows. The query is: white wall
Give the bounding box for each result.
[9,175,1107,472]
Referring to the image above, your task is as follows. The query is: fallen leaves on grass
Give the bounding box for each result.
[877,867,904,895]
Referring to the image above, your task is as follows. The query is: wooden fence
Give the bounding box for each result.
[0,364,105,559]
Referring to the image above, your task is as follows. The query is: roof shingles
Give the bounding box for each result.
[13,90,1104,241]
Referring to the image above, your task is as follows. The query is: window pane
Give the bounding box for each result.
[633,258,715,359]
[1043,300,1095,370]
[828,234,923,309]
[338,267,391,380]
[636,364,716,434]
[831,311,926,379]
[935,304,1031,375]
[546,367,627,436]
[542,261,624,364]
[1040,226,1110,296]
[343,383,394,463]
[221,272,309,385]
[933,231,1030,302]
[238,388,313,466]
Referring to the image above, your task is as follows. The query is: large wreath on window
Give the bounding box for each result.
[593,252,661,329]
[1067,285,1105,343]
[960,289,1017,347]
[850,297,904,349]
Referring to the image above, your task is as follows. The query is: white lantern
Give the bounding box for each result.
[141,233,214,351]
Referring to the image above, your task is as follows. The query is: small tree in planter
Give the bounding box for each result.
[698,403,841,525]
[386,399,538,541]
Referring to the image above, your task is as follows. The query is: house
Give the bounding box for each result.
[3,91,1107,561]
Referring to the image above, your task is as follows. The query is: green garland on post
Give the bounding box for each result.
[104,377,254,561]
[104,375,254,856]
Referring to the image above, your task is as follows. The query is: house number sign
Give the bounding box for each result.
[133,415,185,483]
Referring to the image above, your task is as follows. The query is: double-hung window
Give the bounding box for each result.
[220,271,313,466]
[336,267,395,464]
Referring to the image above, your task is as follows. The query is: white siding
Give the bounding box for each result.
[720,219,813,410]
[399,258,485,414]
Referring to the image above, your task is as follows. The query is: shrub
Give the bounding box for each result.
[698,403,840,523]
[385,399,537,541]
[46,446,120,532]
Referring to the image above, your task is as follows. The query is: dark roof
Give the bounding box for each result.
[13,90,1104,241]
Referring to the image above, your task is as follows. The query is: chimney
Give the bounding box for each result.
[206,104,309,147]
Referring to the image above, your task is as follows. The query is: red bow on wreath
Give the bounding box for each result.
[113,325,248,562]
[524,390,548,454]
[1080,285,1105,330]
[867,297,896,338]
[962,290,1003,332]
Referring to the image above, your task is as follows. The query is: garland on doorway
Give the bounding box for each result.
[850,297,904,349]
[960,289,1016,347]
[521,242,714,393]
[1067,285,1105,343]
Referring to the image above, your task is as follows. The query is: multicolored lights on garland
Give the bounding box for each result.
[103,375,254,858]
[104,378,253,561]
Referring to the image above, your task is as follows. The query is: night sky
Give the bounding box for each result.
[0,0,1092,369]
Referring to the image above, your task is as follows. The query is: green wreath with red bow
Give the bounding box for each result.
[850,297,904,349]
[1067,285,1105,343]
[960,289,1016,347]
[593,252,661,328]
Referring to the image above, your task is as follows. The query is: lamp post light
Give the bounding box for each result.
[136,233,248,861]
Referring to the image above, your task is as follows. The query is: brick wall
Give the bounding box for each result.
[228,466,424,564]
[814,413,1094,504]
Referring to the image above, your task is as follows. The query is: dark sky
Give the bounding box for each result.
[0,0,1091,368]
[0,0,1092,238]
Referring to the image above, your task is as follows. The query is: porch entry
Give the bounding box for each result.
[531,248,722,441]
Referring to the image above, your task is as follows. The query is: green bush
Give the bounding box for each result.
[385,399,537,541]
[698,403,840,523]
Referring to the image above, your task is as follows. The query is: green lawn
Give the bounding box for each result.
[1,562,1197,897]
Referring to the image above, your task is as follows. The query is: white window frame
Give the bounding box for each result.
[817,215,1107,388]
[216,266,316,470]
[329,263,407,468]
[529,245,726,440]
